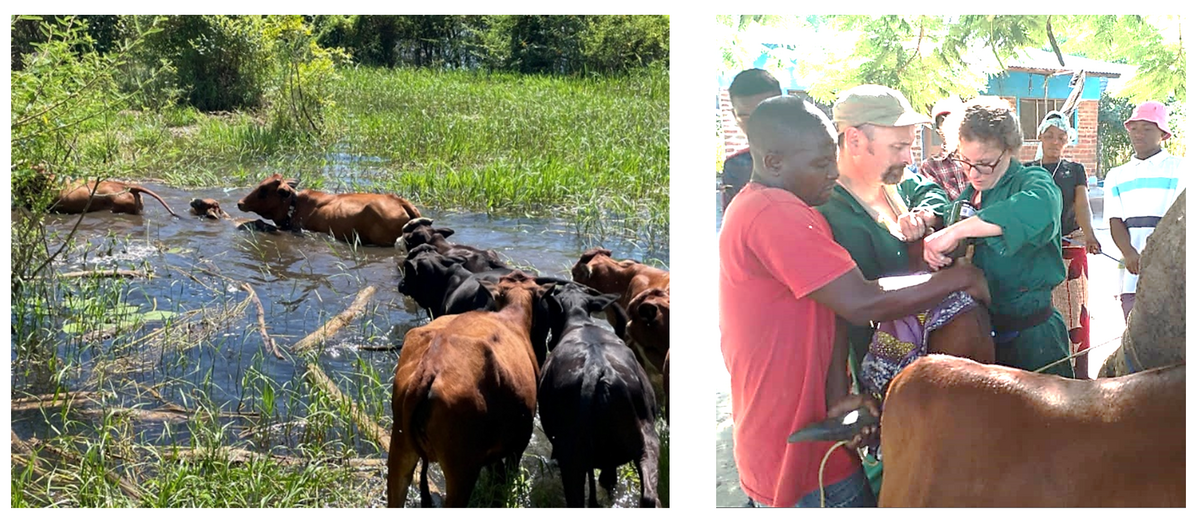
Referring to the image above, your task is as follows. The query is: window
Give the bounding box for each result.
[1019,98,1067,141]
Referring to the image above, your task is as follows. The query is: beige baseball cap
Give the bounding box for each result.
[833,84,931,134]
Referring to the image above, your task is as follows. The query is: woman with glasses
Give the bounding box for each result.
[922,97,1073,378]
[1026,111,1100,379]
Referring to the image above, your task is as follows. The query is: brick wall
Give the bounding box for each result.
[718,89,748,160]
[1015,99,1100,177]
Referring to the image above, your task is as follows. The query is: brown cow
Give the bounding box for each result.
[189,198,279,233]
[878,355,1184,507]
[50,178,181,218]
[625,287,669,377]
[387,271,551,508]
[236,173,420,247]
[571,248,670,366]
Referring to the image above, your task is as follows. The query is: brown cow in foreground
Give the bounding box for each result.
[237,174,420,247]
[878,355,1184,507]
[51,179,182,218]
[387,271,550,508]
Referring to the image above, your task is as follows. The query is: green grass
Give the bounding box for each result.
[56,66,668,246]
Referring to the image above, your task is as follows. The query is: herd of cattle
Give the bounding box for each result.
[37,173,672,508]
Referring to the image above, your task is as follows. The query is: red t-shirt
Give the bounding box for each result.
[718,182,860,507]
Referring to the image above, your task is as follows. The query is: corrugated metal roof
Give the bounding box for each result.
[1006,49,1131,77]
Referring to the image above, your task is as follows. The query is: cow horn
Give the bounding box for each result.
[403,217,434,233]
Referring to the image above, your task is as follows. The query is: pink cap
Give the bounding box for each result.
[1124,101,1172,140]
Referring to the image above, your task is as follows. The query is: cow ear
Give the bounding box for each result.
[477,279,499,297]
[435,227,455,239]
[589,293,620,314]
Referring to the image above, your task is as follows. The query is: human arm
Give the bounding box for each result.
[922,215,1003,269]
[1074,185,1101,254]
[808,260,989,327]
[1109,218,1139,274]
[824,318,851,411]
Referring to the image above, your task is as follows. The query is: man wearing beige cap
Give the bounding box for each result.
[817,85,950,371]
[816,84,952,498]
[1104,100,1186,320]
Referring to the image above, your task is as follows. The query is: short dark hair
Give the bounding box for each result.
[746,95,833,156]
[729,68,782,101]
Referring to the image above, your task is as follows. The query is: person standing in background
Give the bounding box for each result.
[1104,101,1186,321]
[1026,110,1100,378]
[721,69,783,211]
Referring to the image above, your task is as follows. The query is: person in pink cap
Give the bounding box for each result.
[1103,100,1186,320]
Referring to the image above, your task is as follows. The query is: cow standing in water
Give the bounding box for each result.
[537,283,661,508]
[387,272,550,508]
[237,173,420,247]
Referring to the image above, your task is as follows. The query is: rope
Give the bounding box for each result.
[1032,339,1107,374]
[818,440,850,508]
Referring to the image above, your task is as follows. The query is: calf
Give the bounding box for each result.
[49,176,181,218]
[190,198,279,233]
[400,218,508,272]
[571,248,670,351]
[236,173,420,247]
[878,355,1184,507]
[387,271,552,507]
[538,283,660,508]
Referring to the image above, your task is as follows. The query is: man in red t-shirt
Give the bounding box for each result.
[719,96,989,507]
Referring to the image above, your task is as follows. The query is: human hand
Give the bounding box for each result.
[923,226,959,270]
[825,394,881,450]
[1084,233,1102,255]
[897,211,929,241]
[946,257,991,306]
[1124,250,1141,275]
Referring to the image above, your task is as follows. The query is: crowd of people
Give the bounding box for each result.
[717,69,1185,508]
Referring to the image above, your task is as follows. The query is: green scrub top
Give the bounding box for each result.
[957,160,1072,377]
[818,172,950,367]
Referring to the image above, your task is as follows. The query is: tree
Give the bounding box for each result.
[717,15,1186,114]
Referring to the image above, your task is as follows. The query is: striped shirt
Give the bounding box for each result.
[1103,150,1186,293]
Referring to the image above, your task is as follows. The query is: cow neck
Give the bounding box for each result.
[549,308,596,346]
[281,189,324,230]
[495,290,536,335]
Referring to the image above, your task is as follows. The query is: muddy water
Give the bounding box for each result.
[13,181,668,508]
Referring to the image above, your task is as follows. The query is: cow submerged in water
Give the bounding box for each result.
[236,173,420,247]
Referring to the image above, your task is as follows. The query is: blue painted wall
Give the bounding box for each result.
[985,71,1105,100]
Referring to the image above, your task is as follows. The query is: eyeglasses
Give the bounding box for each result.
[950,149,1009,174]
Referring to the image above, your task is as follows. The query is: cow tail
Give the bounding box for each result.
[404,371,437,460]
[129,186,182,218]
[577,350,601,460]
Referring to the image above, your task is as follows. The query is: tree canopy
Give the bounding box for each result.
[718,15,1186,111]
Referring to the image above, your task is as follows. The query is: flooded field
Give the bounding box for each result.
[11,181,669,508]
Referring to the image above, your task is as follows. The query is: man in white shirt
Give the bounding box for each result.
[1104,101,1186,320]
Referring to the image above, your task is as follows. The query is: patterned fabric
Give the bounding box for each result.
[919,155,969,201]
[859,290,980,398]
[1053,230,1090,358]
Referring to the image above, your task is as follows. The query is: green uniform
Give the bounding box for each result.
[957,161,1072,377]
[818,172,950,370]
[817,171,948,497]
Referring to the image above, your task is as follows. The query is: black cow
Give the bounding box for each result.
[537,283,660,508]
[401,218,509,273]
